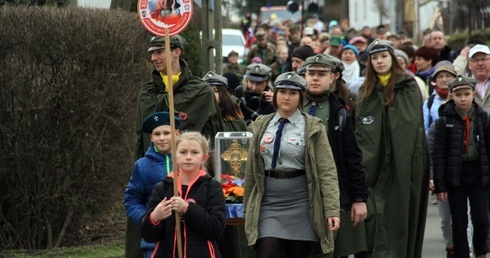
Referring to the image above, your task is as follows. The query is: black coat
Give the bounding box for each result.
[317,94,368,210]
[433,101,490,193]
[234,86,275,125]
[141,173,226,258]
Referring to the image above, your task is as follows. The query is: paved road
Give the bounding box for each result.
[423,199,448,258]
[344,198,489,258]
[423,197,490,258]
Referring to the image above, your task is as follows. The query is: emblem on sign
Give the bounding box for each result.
[138,0,193,36]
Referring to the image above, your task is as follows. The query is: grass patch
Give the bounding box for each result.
[2,240,124,258]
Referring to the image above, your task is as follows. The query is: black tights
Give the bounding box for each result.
[255,237,311,258]
[339,252,367,258]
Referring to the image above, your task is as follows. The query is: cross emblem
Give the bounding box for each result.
[220,139,248,177]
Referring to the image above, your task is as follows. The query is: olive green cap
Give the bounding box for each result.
[296,65,307,76]
[325,54,344,72]
[202,71,228,86]
[246,64,272,82]
[148,34,188,52]
[366,38,394,55]
[448,75,477,92]
[274,72,306,92]
[304,54,335,72]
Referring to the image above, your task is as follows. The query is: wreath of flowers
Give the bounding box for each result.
[221,174,244,203]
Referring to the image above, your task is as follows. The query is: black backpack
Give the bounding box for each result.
[427,94,436,126]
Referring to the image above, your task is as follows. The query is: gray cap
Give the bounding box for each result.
[148,35,188,52]
[202,71,228,86]
[304,54,335,72]
[246,64,272,82]
[366,38,394,55]
[448,75,477,92]
[274,72,306,92]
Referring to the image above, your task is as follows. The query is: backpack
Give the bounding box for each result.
[427,94,436,126]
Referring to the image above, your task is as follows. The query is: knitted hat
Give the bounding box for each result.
[251,57,263,64]
[342,44,359,56]
[292,45,315,61]
[223,72,241,91]
[394,49,409,65]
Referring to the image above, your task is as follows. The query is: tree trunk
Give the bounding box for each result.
[54,204,74,248]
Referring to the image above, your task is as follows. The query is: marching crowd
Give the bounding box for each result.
[122,15,490,258]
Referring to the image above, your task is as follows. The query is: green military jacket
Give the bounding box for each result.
[354,75,429,258]
[244,112,339,254]
[246,42,276,66]
[135,59,223,159]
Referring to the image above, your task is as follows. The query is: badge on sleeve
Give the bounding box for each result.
[362,116,374,125]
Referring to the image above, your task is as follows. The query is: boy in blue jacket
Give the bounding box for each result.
[124,111,180,258]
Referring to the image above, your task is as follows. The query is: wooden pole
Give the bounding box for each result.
[164,27,183,258]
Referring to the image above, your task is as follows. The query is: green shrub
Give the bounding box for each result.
[447,28,490,50]
[0,6,149,250]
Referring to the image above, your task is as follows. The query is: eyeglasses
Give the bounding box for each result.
[469,56,490,63]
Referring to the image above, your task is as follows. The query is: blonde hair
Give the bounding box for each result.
[276,46,289,56]
[176,131,210,154]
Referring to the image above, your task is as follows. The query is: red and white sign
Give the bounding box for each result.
[138,0,193,36]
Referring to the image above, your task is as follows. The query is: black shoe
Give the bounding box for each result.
[446,246,454,258]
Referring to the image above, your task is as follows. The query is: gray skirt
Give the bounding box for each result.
[258,174,318,242]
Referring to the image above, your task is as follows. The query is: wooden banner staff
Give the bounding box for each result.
[164,26,183,258]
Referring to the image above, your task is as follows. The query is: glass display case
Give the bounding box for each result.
[215,131,256,258]
[214,131,252,219]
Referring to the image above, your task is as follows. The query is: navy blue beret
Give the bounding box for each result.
[141,112,181,134]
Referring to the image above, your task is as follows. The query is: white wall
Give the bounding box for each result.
[418,1,439,32]
[348,0,385,30]
[77,0,111,9]
[348,0,440,38]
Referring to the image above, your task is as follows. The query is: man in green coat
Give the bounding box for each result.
[126,34,223,258]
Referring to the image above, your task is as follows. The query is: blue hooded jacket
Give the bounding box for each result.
[124,143,172,251]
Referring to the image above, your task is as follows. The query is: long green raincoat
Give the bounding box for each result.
[135,59,223,159]
[354,75,429,258]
